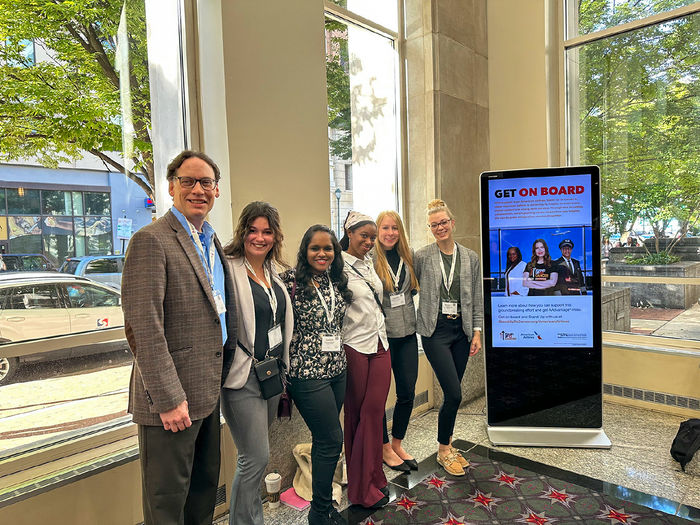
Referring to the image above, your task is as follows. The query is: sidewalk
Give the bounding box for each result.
[631,303,700,340]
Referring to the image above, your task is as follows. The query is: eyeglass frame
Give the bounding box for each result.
[428,218,453,230]
[174,176,219,190]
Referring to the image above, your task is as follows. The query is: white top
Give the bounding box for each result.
[342,252,389,354]
[505,260,529,296]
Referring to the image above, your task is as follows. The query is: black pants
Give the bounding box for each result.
[421,317,470,445]
[138,402,221,525]
[289,371,346,516]
[382,333,419,443]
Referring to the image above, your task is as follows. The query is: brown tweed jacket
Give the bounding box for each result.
[122,210,237,426]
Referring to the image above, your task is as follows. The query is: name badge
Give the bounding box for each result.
[213,290,227,315]
[268,324,283,349]
[389,292,405,308]
[321,333,341,352]
[442,300,458,315]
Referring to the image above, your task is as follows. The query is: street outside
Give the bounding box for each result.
[0,351,132,452]
[630,302,700,340]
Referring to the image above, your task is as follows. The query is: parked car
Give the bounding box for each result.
[59,255,124,289]
[0,272,126,385]
[0,254,56,272]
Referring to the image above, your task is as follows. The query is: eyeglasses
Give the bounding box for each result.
[175,176,218,190]
[429,219,452,230]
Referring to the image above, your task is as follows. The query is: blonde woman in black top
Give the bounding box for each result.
[372,210,420,472]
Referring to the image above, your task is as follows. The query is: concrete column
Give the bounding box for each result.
[404,0,490,406]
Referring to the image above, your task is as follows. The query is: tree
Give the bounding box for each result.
[325,18,351,161]
[574,1,700,256]
[0,0,154,198]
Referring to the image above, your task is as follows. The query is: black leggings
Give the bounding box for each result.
[288,371,346,514]
[421,316,470,445]
[382,333,419,443]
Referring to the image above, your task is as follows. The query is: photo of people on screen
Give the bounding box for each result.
[553,238,587,295]
[522,239,558,296]
[504,247,528,296]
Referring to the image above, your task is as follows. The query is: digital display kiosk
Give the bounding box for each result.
[480,166,610,448]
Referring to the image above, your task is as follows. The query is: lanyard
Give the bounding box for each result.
[387,258,404,291]
[244,259,278,325]
[314,273,337,329]
[185,220,216,289]
[439,243,457,294]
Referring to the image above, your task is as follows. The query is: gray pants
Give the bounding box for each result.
[221,370,279,525]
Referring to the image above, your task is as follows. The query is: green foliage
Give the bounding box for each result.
[325,18,351,161]
[624,252,681,265]
[0,0,153,198]
[575,1,700,255]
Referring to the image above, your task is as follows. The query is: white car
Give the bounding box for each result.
[0,273,126,385]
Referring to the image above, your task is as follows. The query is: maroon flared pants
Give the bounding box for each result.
[344,342,391,507]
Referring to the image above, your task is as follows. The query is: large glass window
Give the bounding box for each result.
[325,3,401,236]
[565,2,700,341]
[0,0,155,458]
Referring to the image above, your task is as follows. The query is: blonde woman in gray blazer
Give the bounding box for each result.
[221,202,293,525]
[372,210,420,473]
[414,199,483,477]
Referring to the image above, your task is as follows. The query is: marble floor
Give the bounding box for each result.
[218,397,699,524]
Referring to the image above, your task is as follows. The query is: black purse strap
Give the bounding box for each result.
[346,263,386,317]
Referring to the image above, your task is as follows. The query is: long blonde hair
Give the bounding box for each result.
[374,211,419,293]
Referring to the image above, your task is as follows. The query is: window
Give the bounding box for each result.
[63,283,120,308]
[6,284,61,310]
[0,0,160,461]
[84,192,111,216]
[565,1,700,341]
[86,258,120,274]
[7,188,40,214]
[42,190,73,215]
[325,2,401,237]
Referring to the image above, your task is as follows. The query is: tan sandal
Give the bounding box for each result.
[436,451,465,476]
[449,446,469,468]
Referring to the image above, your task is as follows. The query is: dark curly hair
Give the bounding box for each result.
[295,225,352,303]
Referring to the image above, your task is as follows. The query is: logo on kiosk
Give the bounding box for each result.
[499,331,516,341]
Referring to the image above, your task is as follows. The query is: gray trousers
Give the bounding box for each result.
[221,370,279,525]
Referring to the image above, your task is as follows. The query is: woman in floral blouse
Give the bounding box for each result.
[281,224,352,525]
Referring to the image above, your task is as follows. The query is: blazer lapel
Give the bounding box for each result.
[431,243,443,296]
[231,257,256,351]
[167,213,219,315]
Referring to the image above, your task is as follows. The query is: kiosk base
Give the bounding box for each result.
[487,426,611,448]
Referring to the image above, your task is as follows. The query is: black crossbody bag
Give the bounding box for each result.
[238,341,285,400]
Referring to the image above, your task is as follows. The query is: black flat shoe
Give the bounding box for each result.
[383,460,410,472]
[379,485,389,497]
[403,458,419,470]
[367,495,389,509]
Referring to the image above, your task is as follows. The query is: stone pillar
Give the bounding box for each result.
[404,0,489,406]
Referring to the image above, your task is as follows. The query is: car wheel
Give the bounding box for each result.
[0,356,18,386]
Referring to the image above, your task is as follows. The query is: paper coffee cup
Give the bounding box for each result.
[265,472,282,508]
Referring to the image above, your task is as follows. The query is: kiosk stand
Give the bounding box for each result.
[480,166,610,449]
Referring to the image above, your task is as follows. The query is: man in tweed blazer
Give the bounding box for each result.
[122,150,237,525]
